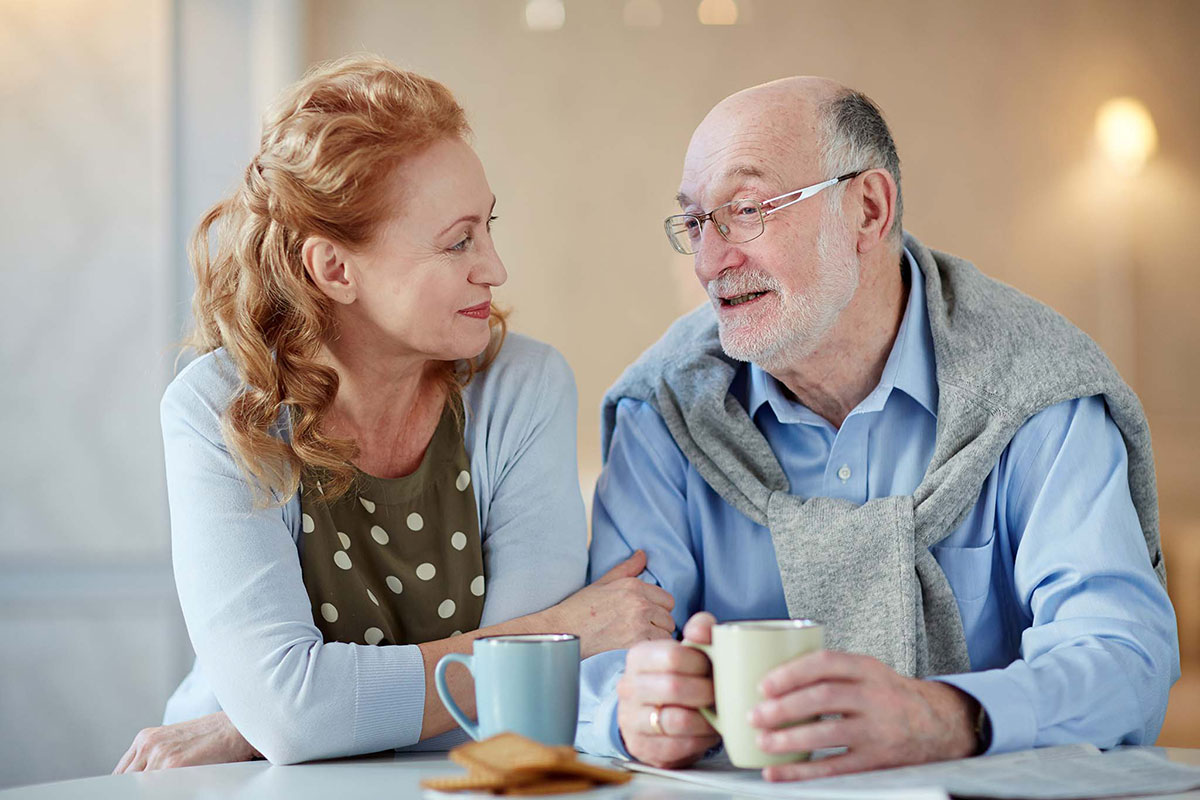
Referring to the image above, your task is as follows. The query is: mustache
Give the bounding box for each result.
[706,270,782,301]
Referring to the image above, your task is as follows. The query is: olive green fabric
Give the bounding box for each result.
[299,402,486,646]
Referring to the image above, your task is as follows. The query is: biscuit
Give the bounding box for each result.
[450,732,572,775]
[499,778,594,796]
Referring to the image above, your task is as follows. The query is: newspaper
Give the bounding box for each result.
[622,744,1200,799]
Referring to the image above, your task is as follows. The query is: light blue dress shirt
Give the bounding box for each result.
[576,250,1179,759]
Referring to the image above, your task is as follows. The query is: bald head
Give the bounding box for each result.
[678,76,903,245]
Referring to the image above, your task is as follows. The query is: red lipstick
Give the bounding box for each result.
[458,301,491,319]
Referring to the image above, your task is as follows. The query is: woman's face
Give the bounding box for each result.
[338,137,506,363]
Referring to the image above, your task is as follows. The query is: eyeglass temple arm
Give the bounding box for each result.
[763,171,863,215]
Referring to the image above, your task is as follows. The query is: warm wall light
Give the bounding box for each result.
[1095,97,1158,175]
[623,0,664,28]
[698,0,738,26]
[525,0,565,31]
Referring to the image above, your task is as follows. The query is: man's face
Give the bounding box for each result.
[677,104,860,369]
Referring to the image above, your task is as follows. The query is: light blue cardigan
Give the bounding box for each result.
[160,334,588,764]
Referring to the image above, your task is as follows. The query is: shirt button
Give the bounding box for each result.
[837,465,852,482]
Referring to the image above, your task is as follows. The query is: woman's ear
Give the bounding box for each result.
[302,237,356,304]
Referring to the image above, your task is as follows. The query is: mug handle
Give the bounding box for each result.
[435,653,480,740]
[680,641,722,736]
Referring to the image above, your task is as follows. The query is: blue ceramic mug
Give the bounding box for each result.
[434,633,580,746]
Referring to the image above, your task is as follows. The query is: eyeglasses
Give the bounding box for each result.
[663,171,863,255]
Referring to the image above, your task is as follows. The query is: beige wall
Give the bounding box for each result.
[309,0,1200,508]
[309,0,1199,737]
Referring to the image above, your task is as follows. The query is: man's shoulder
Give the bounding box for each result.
[912,236,1119,418]
[607,303,726,401]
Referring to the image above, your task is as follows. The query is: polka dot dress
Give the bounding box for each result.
[298,400,485,647]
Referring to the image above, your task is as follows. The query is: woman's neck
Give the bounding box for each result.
[319,338,447,477]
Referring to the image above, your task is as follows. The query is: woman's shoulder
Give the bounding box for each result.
[463,333,576,430]
[160,349,244,437]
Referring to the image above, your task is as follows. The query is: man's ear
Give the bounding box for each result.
[853,168,898,255]
[302,236,356,304]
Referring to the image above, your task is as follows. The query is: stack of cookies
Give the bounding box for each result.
[421,732,633,796]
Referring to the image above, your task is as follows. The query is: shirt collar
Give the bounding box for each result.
[745,247,938,424]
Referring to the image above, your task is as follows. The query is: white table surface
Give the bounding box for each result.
[5,748,1199,799]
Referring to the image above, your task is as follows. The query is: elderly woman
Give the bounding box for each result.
[114,56,674,771]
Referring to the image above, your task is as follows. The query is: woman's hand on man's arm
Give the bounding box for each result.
[416,549,676,741]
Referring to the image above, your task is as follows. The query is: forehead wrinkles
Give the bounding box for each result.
[680,127,808,205]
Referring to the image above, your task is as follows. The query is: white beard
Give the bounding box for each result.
[711,206,860,371]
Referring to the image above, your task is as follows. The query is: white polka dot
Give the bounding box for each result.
[407,512,424,531]
[359,497,376,513]
[302,514,315,533]
[470,575,485,597]
[333,551,352,570]
[452,630,462,636]
[364,627,384,645]
[386,575,403,594]
[367,589,378,606]
[438,599,456,619]
[320,603,338,623]
[416,563,436,581]
[450,531,467,551]
[456,470,471,491]
[337,531,351,550]
[370,525,390,545]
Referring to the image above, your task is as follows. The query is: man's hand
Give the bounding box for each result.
[113,712,260,773]
[750,650,979,782]
[617,612,721,768]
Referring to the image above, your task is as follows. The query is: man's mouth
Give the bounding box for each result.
[721,291,769,307]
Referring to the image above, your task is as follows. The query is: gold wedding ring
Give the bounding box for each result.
[649,705,666,736]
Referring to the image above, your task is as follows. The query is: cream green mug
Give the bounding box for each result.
[683,619,824,768]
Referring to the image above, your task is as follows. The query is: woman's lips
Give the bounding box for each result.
[458,301,491,319]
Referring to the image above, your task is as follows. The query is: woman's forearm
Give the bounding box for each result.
[416,607,563,739]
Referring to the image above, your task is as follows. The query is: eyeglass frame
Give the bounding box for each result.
[663,170,864,255]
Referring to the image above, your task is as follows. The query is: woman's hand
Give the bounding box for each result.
[113,712,260,773]
[542,550,677,658]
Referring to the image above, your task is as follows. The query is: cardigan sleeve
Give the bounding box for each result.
[473,339,589,626]
[162,371,427,764]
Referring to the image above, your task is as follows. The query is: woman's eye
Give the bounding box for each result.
[487,214,498,232]
[449,234,472,252]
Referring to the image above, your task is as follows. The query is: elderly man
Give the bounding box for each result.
[574,77,1179,780]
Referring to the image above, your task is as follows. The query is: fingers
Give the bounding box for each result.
[113,743,137,775]
[626,640,712,676]
[751,682,865,729]
[594,550,647,585]
[760,650,876,698]
[646,604,677,634]
[619,671,715,708]
[639,581,676,612]
[757,716,859,755]
[626,733,722,770]
[682,612,716,644]
[625,704,716,738]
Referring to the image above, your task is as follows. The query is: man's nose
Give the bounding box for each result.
[693,222,744,285]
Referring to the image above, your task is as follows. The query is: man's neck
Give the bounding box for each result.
[766,250,909,429]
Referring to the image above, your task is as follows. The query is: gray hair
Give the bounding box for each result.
[818,90,903,246]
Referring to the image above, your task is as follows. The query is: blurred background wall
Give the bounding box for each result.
[1,0,1197,789]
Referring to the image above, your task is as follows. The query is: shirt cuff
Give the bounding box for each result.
[929,669,1037,755]
[353,643,427,752]
[575,652,633,760]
